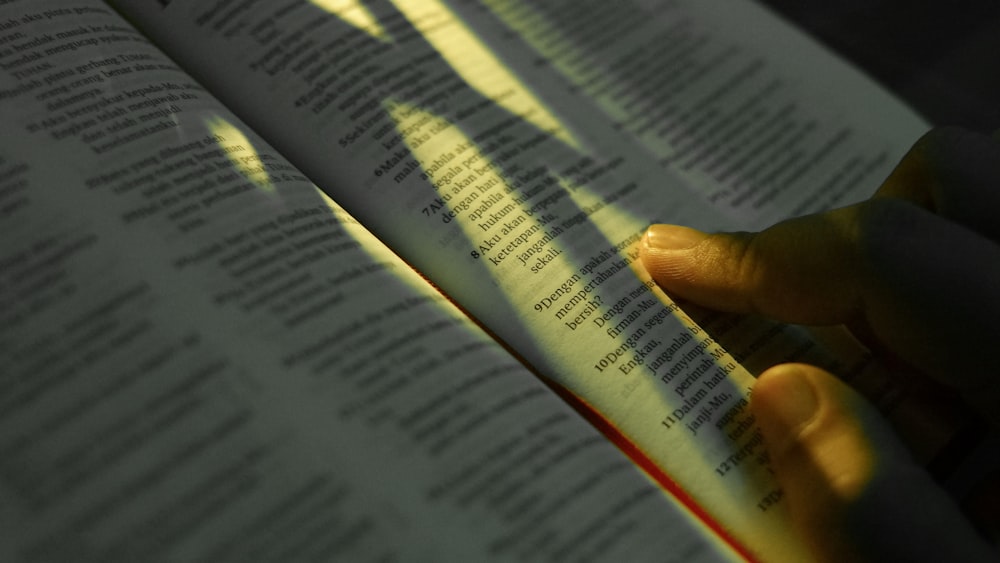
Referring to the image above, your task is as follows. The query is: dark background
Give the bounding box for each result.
[759,1,1000,131]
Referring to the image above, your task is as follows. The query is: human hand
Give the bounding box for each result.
[641,127,1000,561]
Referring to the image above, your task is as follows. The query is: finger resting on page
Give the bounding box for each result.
[641,207,866,325]
[752,363,996,563]
[643,199,1000,426]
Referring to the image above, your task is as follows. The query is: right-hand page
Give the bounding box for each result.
[499,0,928,230]
[111,0,928,560]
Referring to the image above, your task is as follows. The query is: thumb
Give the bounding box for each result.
[751,363,994,562]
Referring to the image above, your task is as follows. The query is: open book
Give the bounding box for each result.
[1,0,949,560]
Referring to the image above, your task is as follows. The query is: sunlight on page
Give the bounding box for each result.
[390,0,578,150]
[311,187,442,296]
[381,98,551,243]
[555,171,765,464]
[309,0,387,40]
[205,116,274,193]
[384,97,771,534]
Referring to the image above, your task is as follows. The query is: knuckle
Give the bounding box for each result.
[709,231,762,288]
[736,233,769,292]
[915,125,968,153]
[914,126,997,177]
[855,198,923,261]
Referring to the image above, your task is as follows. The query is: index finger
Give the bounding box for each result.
[640,200,1000,416]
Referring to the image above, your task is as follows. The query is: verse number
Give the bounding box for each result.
[715,460,732,477]
[422,198,447,218]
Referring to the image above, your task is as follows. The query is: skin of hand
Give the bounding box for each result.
[640,127,1000,562]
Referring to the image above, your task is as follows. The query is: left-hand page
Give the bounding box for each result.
[0,2,739,561]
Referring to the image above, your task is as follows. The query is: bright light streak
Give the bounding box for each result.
[390,0,578,149]
[309,0,388,40]
[205,116,274,194]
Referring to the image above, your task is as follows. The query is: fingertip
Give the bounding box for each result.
[640,224,706,281]
[752,365,883,559]
[753,364,994,561]
[751,364,822,453]
[643,224,709,253]
[640,224,706,297]
[752,363,879,498]
[640,224,752,312]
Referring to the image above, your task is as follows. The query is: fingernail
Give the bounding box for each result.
[644,224,708,252]
[757,365,819,432]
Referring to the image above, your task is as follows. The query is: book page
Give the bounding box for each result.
[479,0,928,228]
[0,2,740,561]
[108,0,928,560]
